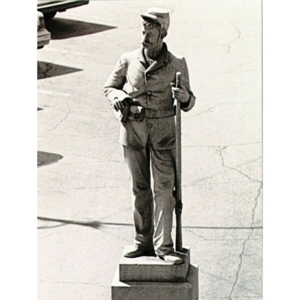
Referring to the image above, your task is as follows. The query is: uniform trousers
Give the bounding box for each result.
[123,142,176,256]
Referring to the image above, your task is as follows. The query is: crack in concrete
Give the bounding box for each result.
[251,183,263,226]
[190,102,254,117]
[205,68,260,75]
[227,22,241,53]
[38,278,109,288]
[185,159,262,183]
[38,45,72,78]
[229,237,247,295]
[38,186,127,192]
[217,146,260,183]
[38,228,86,240]
[199,297,263,300]
[183,147,262,188]
[228,228,254,299]
[38,62,53,78]
[51,40,74,64]
[228,180,262,299]
[185,228,262,242]
[214,146,262,299]
[184,142,261,148]
[49,102,71,132]
[185,229,207,240]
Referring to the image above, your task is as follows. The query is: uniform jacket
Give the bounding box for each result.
[103,43,196,150]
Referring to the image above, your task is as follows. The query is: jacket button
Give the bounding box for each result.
[147,91,152,96]
[146,73,151,78]
[148,124,152,128]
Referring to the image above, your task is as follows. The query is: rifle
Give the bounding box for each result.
[174,71,183,252]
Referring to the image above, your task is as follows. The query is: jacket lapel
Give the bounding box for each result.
[138,43,169,74]
[137,47,148,69]
[147,43,169,73]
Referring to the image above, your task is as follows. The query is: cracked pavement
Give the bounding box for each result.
[37,1,262,299]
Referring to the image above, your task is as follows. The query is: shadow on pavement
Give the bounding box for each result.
[38,61,82,79]
[37,217,136,230]
[38,151,63,167]
[46,18,116,39]
[38,223,67,230]
[37,216,263,230]
[38,216,102,229]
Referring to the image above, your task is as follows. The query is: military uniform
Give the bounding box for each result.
[104,15,195,257]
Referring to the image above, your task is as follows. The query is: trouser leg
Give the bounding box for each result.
[150,148,176,256]
[123,146,154,250]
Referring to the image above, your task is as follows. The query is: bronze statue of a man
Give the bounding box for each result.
[104,7,196,265]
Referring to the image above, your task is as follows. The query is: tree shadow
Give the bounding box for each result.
[38,216,102,229]
[37,216,136,230]
[38,61,82,79]
[38,151,63,167]
[46,18,116,40]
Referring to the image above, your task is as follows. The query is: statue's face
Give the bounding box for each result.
[141,22,162,49]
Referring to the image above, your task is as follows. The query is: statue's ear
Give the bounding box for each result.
[161,28,168,39]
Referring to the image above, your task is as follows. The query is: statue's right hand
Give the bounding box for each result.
[113,97,132,111]
[113,98,126,111]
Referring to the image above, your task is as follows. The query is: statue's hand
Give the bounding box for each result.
[112,97,131,111]
[170,83,190,103]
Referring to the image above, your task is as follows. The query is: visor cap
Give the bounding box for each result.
[141,7,170,31]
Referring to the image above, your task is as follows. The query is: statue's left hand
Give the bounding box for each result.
[170,83,190,103]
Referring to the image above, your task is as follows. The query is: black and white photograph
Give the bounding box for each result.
[9,0,300,297]
[35,1,263,299]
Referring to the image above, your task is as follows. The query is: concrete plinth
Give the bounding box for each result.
[111,246,199,300]
[112,264,199,300]
[119,246,190,282]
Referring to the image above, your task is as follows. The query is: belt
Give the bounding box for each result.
[128,106,175,121]
[144,107,175,119]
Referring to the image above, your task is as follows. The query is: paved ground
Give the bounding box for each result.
[37,1,262,299]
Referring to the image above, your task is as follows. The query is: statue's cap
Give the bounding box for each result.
[141,7,170,31]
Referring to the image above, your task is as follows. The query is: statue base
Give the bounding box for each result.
[111,246,199,300]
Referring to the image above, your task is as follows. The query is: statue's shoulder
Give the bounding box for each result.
[120,48,140,62]
[168,50,185,62]
[167,50,187,70]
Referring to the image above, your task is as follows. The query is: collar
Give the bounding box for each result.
[137,43,169,71]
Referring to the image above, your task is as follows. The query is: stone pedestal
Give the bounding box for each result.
[111,246,199,300]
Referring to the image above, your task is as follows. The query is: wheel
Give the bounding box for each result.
[43,12,57,20]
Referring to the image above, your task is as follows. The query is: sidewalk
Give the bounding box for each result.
[37,1,262,299]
